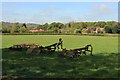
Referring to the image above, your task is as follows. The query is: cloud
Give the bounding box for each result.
[2,3,16,7]
[33,6,59,18]
[92,4,111,13]
[58,16,75,23]
[29,6,65,23]
[82,4,114,21]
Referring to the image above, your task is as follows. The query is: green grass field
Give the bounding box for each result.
[2,35,119,79]
[2,35,118,53]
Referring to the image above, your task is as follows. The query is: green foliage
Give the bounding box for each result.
[112,23,120,34]
[43,23,49,30]
[94,21,106,28]
[19,26,26,33]
[1,21,120,34]
[22,23,27,28]
[36,25,43,30]
[48,22,64,30]
[2,22,27,33]
[74,29,81,34]
[10,23,16,33]
[105,25,112,33]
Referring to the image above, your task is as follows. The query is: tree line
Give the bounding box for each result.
[1,21,120,34]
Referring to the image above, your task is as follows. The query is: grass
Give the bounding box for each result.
[2,35,118,53]
[2,35,119,79]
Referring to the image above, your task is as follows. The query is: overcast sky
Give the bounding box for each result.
[2,2,118,24]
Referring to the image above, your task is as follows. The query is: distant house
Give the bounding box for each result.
[29,29,45,33]
[60,29,70,33]
[82,27,105,34]
[82,28,93,34]
[94,27,105,33]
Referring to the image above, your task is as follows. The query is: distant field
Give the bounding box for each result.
[2,35,119,79]
[2,35,118,53]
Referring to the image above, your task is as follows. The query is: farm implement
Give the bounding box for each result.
[9,38,93,59]
[26,42,63,55]
[60,44,93,59]
[9,38,63,54]
[9,43,40,50]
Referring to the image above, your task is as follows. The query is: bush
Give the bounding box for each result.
[74,29,81,34]
[105,26,112,33]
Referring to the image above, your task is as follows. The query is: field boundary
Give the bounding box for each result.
[1,33,120,37]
